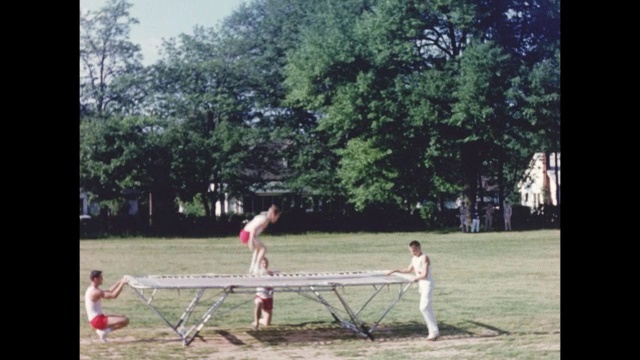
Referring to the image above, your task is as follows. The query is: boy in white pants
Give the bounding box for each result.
[386,240,440,341]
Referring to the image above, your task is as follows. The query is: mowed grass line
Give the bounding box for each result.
[80,230,560,359]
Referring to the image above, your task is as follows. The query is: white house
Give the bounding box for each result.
[518,152,561,210]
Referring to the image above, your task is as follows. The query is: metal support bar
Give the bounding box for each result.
[183,289,231,346]
[208,296,254,319]
[295,283,411,340]
[179,291,273,344]
[129,287,180,335]
[146,289,158,304]
[367,282,412,334]
[354,284,386,317]
[308,285,345,323]
[332,287,373,340]
[176,288,205,330]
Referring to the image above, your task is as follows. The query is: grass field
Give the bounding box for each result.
[79,230,560,359]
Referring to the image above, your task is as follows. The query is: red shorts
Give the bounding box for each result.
[255,296,273,311]
[239,230,250,244]
[89,314,108,330]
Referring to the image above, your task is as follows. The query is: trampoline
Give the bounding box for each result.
[125,270,414,345]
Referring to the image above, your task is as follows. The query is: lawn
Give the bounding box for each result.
[79,230,560,359]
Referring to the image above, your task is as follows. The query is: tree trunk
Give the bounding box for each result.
[208,189,217,221]
[461,141,481,225]
[477,172,484,206]
[218,190,226,218]
[202,191,211,217]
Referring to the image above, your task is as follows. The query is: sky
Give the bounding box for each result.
[80,0,248,66]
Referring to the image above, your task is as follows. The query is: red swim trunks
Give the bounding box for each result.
[89,314,108,330]
[254,296,273,311]
[239,229,250,244]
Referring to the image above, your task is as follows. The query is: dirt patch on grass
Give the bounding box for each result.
[80,323,519,360]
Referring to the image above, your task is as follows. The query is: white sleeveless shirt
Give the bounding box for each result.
[256,287,274,299]
[84,285,103,321]
[411,254,435,290]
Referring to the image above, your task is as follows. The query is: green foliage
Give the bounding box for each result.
[148,25,267,215]
[417,201,439,227]
[79,115,172,202]
[451,42,512,134]
[177,193,207,216]
[518,48,561,152]
[337,138,400,210]
[80,0,143,118]
[284,0,373,110]
[80,0,560,227]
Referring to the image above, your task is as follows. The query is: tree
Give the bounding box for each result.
[508,47,560,203]
[284,0,560,214]
[80,0,144,118]
[79,115,173,212]
[80,0,560,233]
[218,0,348,209]
[147,24,266,217]
[450,41,515,210]
[284,0,462,210]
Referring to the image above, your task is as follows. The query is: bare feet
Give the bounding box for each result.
[426,333,440,341]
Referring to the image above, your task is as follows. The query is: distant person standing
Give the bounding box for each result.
[503,200,512,231]
[459,203,468,232]
[385,240,440,341]
[84,270,129,342]
[470,203,480,233]
[484,203,495,231]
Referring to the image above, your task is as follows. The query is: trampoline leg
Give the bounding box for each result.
[354,284,386,317]
[367,283,412,335]
[128,287,183,336]
[176,289,205,334]
[308,286,346,324]
[333,288,373,340]
[183,291,230,346]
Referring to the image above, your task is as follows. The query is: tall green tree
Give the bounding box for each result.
[284,0,560,212]
[219,0,346,208]
[80,0,144,118]
[148,22,281,217]
[505,47,560,202]
[450,41,515,209]
[285,0,464,210]
[79,115,173,212]
[80,0,560,230]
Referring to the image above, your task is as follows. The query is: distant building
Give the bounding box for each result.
[208,180,315,216]
[518,152,561,209]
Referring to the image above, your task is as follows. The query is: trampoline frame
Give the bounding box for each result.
[124,271,413,346]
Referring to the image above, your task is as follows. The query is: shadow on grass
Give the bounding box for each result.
[245,320,508,345]
[464,320,509,336]
[214,330,246,345]
[465,320,560,337]
[109,320,514,346]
